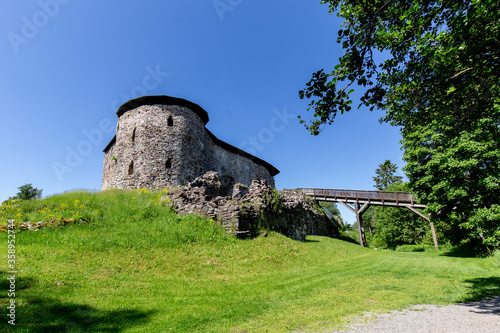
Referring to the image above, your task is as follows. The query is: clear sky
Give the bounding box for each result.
[0,1,405,224]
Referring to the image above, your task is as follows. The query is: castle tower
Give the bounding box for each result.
[102,96,279,191]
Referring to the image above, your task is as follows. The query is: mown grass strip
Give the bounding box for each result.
[1,190,499,332]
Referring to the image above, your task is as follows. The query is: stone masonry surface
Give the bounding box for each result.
[164,172,339,241]
[102,96,278,191]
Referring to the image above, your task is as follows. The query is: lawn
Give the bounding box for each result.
[1,190,499,332]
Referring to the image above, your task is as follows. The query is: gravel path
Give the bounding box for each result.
[331,297,500,333]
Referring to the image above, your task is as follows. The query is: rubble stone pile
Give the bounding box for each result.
[164,172,338,241]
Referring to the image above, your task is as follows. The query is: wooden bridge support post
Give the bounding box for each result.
[356,203,369,247]
[339,201,369,247]
[406,206,439,250]
[429,221,438,250]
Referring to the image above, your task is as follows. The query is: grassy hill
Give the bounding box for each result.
[1,190,499,332]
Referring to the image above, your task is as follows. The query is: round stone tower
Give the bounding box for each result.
[102,96,210,189]
[102,95,279,191]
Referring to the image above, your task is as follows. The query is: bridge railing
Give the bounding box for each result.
[299,188,417,205]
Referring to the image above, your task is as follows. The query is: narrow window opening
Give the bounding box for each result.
[166,158,172,169]
[132,128,136,142]
[128,160,134,175]
[167,116,173,127]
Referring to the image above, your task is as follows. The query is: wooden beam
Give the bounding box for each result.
[355,203,368,247]
[406,205,429,221]
[298,188,425,208]
[429,221,439,250]
[338,201,368,247]
[358,202,370,215]
[339,201,356,214]
[405,206,438,250]
[312,197,426,209]
[302,188,434,249]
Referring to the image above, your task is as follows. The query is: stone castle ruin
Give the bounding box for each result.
[102,95,279,191]
[101,95,338,240]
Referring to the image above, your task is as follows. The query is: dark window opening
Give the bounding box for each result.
[222,175,235,187]
[132,128,136,142]
[128,160,134,175]
[166,158,172,169]
[167,116,173,127]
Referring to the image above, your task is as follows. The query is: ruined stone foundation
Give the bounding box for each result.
[164,172,339,241]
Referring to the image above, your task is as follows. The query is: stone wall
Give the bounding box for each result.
[207,140,276,189]
[166,172,339,241]
[102,104,205,190]
[102,97,278,191]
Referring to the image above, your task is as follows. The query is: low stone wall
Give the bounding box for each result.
[164,172,338,241]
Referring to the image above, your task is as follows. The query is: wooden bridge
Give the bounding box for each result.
[298,188,438,249]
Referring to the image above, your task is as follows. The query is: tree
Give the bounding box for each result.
[319,201,341,217]
[299,0,500,249]
[365,161,403,238]
[372,183,429,249]
[299,0,500,134]
[373,160,403,190]
[364,159,403,237]
[13,184,42,201]
[361,206,375,236]
[319,201,344,228]
[403,106,500,248]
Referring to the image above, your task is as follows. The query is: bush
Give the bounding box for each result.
[395,244,425,252]
[373,183,429,249]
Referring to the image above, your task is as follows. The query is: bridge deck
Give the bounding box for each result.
[297,188,436,249]
[299,188,426,209]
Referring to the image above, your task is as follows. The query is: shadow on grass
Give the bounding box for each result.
[0,272,156,332]
[459,277,500,306]
[459,295,500,315]
[24,298,156,332]
[305,238,319,243]
[0,272,36,293]
[335,234,360,245]
[440,243,478,258]
[439,240,492,258]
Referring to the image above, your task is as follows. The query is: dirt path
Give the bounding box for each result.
[330,297,500,333]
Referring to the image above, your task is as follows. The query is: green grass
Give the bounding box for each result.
[1,190,499,332]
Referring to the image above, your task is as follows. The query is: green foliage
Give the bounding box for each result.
[299,0,500,134]
[395,244,424,252]
[372,183,429,249]
[319,201,345,231]
[12,183,42,201]
[299,0,500,250]
[319,201,341,218]
[270,188,283,214]
[464,205,500,249]
[395,244,442,253]
[373,160,403,190]
[403,106,500,249]
[361,206,375,235]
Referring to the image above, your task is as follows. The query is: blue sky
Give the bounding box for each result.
[0,1,405,223]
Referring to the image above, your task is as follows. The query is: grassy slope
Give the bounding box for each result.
[1,190,499,332]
